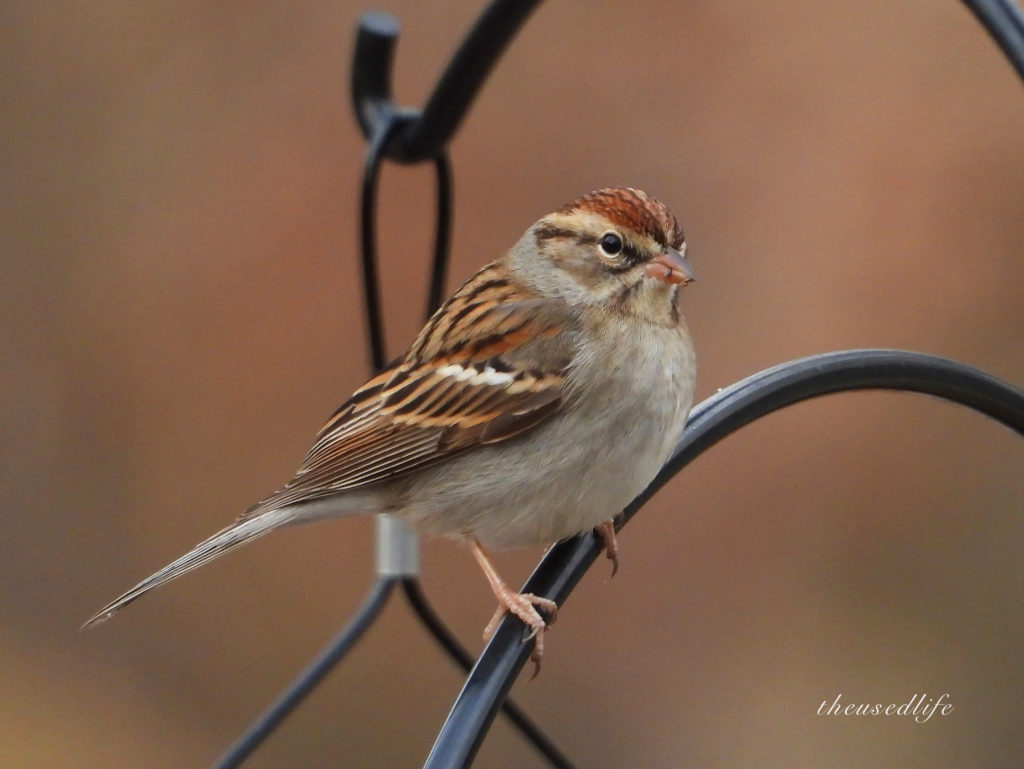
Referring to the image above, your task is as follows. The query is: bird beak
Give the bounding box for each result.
[644,245,696,285]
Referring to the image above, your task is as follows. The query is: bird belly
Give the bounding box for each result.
[394,323,695,549]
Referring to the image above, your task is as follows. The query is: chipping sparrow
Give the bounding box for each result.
[83,187,697,671]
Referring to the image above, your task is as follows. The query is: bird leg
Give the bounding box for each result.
[594,519,619,577]
[468,537,557,677]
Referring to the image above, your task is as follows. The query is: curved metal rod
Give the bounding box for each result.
[351,1,544,163]
[350,12,409,147]
[426,152,453,318]
[211,577,396,769]
[359,125,453,371]
[424,349,1024,769]
[358,118,401,371]
[401,580,577,769]
[962,0,1024,80]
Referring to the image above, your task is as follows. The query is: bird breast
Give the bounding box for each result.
[394,313,696,550]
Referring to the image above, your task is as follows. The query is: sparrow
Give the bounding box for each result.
[83,187,697,673]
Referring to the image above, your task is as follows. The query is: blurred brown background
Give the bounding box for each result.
[3,1,1023,767]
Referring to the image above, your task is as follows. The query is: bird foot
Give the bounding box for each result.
[468,536,558,677]
[483,589,558,678]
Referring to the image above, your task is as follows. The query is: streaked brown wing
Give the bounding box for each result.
[240,285,574,517]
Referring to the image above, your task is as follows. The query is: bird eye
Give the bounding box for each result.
[598,232,623,257]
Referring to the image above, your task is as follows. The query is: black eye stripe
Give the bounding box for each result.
[603,239,643,267]
[536,227,649,268]
[572,234,645,263]
[621,242,644,265]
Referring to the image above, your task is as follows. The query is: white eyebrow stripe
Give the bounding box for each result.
[436,363,515,387]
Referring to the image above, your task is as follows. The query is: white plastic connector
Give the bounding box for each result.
[374,514,420,576]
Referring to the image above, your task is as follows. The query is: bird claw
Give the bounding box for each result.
[483,591,558,679]
[595,520,619,578]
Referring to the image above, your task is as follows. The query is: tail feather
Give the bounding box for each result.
[81,508,294,630]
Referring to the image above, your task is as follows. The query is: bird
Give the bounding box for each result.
[83,187,697,673]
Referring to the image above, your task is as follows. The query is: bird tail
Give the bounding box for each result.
[81,507,296,630]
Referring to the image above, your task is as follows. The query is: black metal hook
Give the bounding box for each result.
[351,1,544,164]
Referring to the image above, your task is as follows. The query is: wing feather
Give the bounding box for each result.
[239,274,576,519]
